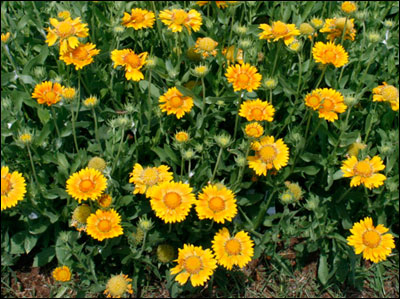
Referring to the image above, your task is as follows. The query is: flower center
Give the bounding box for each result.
[1,177,11,195]
[238,73,250,84]
[362,230,381,248]
[124,53,141,68]
[354,161,373,177]
[98,219,112,232]
[272,22,289,36]
[225,238,242,255]
[308,95,320,107]
[79,179,95,192]
[324,50,337,62]
[72,46,88,60]
[322,98,334,110]
[133,12,145,23]
[247,127,260,137]
[199,37,216,51]
[208,196,226,212]
[170,96,184,108]
[58,21,74,36]
[184,256,202,274]
[107,275,128,297]
[382,85,398,102]
[173,10,187,25]
[251,108,264,119]
[58,269,70,281]
[142,168,159,186]
[259,145,277,163]
[45,91,57,102]
[164,192,182,209]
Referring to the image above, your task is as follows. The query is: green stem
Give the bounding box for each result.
[50,106,61,139]
[339,16,348,45]
[201,76,206,117]
[364,102,377,143]
[297,52,303,96]
[332,106,352,156]
[253,190,275,230]
[376,263,386,297]
[271,42,282,76]
[211,147,223,182]
[92,107,101,151]
[70,106,79,153]
[27,144,40,193]
[111,128,125,175]
[309,36,314,61]
[206,220,214,232]
[233,92,243,140]
[269,89,273,105]
[180,155,184,179]
[315,65,327,89]
[234,140,251,189]
[146,70,153,133]
[139,231,148,256]
[338,65,346,88]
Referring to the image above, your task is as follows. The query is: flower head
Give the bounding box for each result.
[341,156,386,189]
[52,266,71,282]
[60,42,100,70]
[222,46,244,64]
[66,167,107,202]
[194,37,218,58]
[157,244,175,263]
[83,96,99,107]
[86,209,123,241]
[148,181,196,223]
[245,122,264,138]
[104,274,133,298]
[212,228,254,270]
[195,184,237,223]
[192,64,209,77]
[129,163,173,197]
[373,82,399,111]
[175,131,190,143]
[46,13,89,54]
[259,21,300,45]
[312,41,348,68]
[320,17,356,41]
[71,204,91,231]
[1,166,27,211]
[122,8,155,30]
[310,18,324,29]
[97,193,112,208]
[160,9,202,33]
[347,217,395,263]
[111,49,148,81]
[159,87,194,119]
[304,88,347,122]
[170,244,217,287]
[341,1,357,14]
[62,87,76,100]
[225,63,262,92]
[1,32,11,43]
[248,136,289,176]
[348,141,366,157]
[239,99,275,122]
[88,157,107,172]
[18,132,33,145]
[32,81,64,106]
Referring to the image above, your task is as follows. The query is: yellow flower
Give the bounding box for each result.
[348,141,366,157]
[193,64,209,77]
[86,209,123,241]
[159,87,194,119]
[284,181,303,201]
[45,13,89,54]
[66,167,107,203]
[245,122,264,138]
[175,131,189,143]
[312,41,348,68]
[83,96,99,107]
[111,49,148,81]
[373,82,399,111]
[60,42,100,70]
[341,1,357,14]
[299,23,315,36]
[62,87,76,100]
[1,166,26,211]
[195,184,237,224]
[239,99,275,122]
[148,181,195,223]
[19,133,32,144]
[222,46,244,64]
[121,8,155,30]
[104,274,133,298]
[197,1,237,8]
[194,37,218,58]
[310,18,324,29]
[288,39,302,52]
[52,266,71,282]
[32,81,64,106]
[264,78,278,89]
[170,244,217,287]
[320,17,356,41]
[225,63,262,92]
[129,163,173,197]
[1,32,11,43]
[88,157,107,172]
[248,136,289,176]
[341,156,386,189]
[347,217,395,263]
[259,21,300,45]
[212,227,254,270]
[304,88,347,122]
[71,204,91,232]
[159,9,202,33]
[97,193,112,208]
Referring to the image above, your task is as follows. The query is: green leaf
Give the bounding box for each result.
[24,234,39,254]
[33,247,55,267]
[294,165,320,175]
[318,253,329,285]
[10,231,26,255]
[37,108,51,124]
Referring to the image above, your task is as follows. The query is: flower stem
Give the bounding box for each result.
[26,144,40,193]
[315,65,327,89]
[233,92,244,140]
[146,69,153,134]
[92,107,102,152]
[332,106,352,156]
[339,16,348,46]
[297,52,303,96]
[50,106,61,139]
[201,76,206,117]
[111,127,125,175]
[253,190,275,230]
[70,106,79,153]
[271,42,282,76]
[211,147,223,182]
